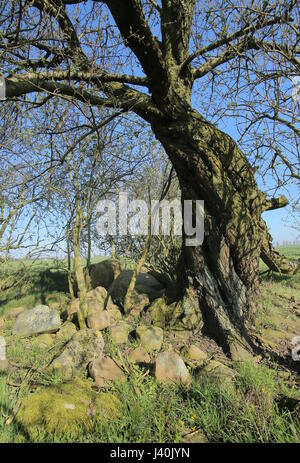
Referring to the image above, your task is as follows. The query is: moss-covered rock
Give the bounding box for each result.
[146,298,168,328]
[33,333,56,348]
[17,379,121,438]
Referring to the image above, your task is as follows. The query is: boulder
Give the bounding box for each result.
[155,351,191,385]
[128,346,151,364]
[109,270,165,307]
[18,378,121,438]
[12,305,61,337]
[51,329,104,380]
[89,259,121,290]
[136,325,163,352]
[87,311,111,330]
[109,321,131,344]
[89,356,126,387]
[55,321,77,343]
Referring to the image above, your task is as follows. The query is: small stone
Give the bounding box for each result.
[182,429,209,443]
[137,325,163,352]
[89,356,126,387]
[6,307,25,320]
[109,322,131,344]
[128,346,151,364]
[87,311,111,330]
[155,351,191,385]
[33,333,55,348]
[229,343,253,362]
[107,306,122,323]
[201,360,236,386]
[68,286,108,318]
[188,345,208,362]
[55,321,77,343]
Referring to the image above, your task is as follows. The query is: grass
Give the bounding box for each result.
[0,359,299,443]
[0,245,299,443]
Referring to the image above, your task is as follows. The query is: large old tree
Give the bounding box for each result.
[1,0,299,356]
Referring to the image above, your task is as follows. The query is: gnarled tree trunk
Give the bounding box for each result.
[152,105,298,358]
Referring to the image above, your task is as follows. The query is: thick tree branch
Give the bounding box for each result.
[4,74,163,122]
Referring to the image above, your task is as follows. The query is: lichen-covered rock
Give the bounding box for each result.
[87,311,111,330]
[200,360,236,386]
[146,298,169,328]
[136,325,163,352]
[187,345,208,362]
[155,351,191,385]
[89,259,121,290]
[89,356,126,387]
[17,379,121,438]
[109,321,131,344]
[12,305,61,337]
[51,329,104,380]
[128,346,151,364]
[33,333,56,348]
[109,270,165,307]
[55,321,77,343]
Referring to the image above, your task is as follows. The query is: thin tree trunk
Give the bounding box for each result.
[124,234,151,313]
[85,217,92,291]
[66,225,75,300]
